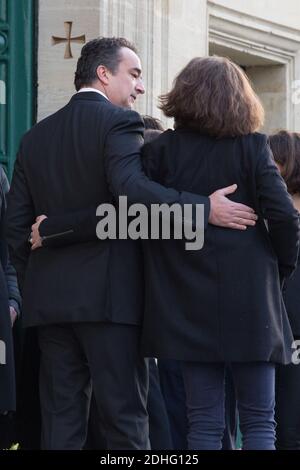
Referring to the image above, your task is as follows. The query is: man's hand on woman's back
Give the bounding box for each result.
[209,184,257,230]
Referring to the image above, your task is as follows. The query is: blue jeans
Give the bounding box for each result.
[158,359,237,449]
[182,361,275,450]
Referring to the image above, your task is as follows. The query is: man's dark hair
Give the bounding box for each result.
[144,129,163,144]
[143,115,165,131]
[74,37,138,91]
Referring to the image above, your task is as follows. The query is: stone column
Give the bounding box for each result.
[293,51,300,131]
[99,0,169,119]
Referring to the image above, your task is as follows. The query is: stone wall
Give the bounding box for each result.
[37,0,300,132]
[38,0,100,120]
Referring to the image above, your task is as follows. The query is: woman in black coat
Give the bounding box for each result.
[269,130,300,450]
[141,56,300,450]
[0,166,21,446]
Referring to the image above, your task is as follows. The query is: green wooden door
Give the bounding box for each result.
[0,0,36,180]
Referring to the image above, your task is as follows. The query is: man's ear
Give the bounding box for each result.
[96,65,110,85]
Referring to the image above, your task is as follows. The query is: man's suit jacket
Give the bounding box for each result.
[6,92,209,327]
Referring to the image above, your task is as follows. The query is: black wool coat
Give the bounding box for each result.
[141,129,300,364]
[0,167,21,411]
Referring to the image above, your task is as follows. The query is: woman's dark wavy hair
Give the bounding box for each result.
[74,37,137,91]
[269,130,300,195]
[159,56,264,138]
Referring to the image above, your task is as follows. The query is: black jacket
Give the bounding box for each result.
[0,168,21,315]
[140,128,300,364]
[0,166,21,411]
[282,253,300,337]
[5,92,209,328]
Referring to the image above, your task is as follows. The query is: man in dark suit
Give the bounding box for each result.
[6,37,257,450]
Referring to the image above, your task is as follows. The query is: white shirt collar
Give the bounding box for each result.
[77,87,109,101]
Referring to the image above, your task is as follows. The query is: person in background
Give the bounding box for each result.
[140,56,300,450]
[85,115,173,450]
[269,130,300,450]
[143,117,173,450]
[143,115,165,132]
[0,166,21,447]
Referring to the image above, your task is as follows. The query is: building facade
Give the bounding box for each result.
[1,0,300,174]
